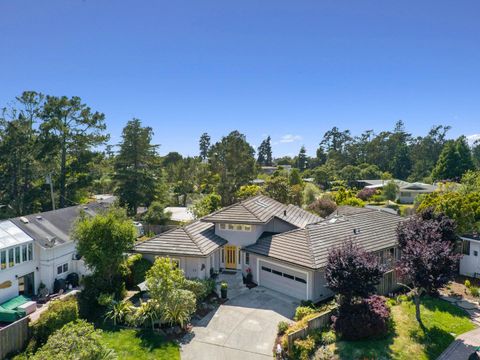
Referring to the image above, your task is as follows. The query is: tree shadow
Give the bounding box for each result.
[335,319,397,359]
[136,328,178,352]
[409,326,454,359]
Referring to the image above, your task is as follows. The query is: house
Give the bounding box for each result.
[460,234,480,278]
[0,201,108,304]
[358,179,437,204]
[135,195,403,301]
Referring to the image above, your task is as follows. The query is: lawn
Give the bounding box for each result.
[99,327,180,360]
[332,296,476,360]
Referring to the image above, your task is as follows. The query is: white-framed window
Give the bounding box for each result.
[28,243,33,261]
[57,263,69,275]
[245,252,250,265]
[22,245,28,262]
[220,223,254,232]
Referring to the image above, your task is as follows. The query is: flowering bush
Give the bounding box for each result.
[357,188,377,201]
[332,295,391,340]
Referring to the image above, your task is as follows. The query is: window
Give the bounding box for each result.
[15,247,20,264]
[22,245,28,262]
[295,277,307,284]
[283,273,294,280]
[220,223,226,230]
[261,266,271,272]
[228,224,235,230]
[474,251,478,257]
[243,225,252,231]
[28,243,33,261]
[272,269,282,276]
[57,263,69,275]
[221,223,253,232]
[0,251,6,270]
[238,248,241,263]
[235,224,243,231]
[221,248,225,263]
[245,252,250,265]
[463,240,471,255]
[8,248,14,267]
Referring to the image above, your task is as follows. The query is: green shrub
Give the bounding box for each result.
[277,320,289,335]
[182,279,208,302]
[465,279,471,288]
[300,300,315,309]
[293,335,315,360]
[31,320,115,360]
[29,297,79,350]
[294,306,317,321]
[125,254,153,289]
[312,346,337,360]
[470,286,480,297]
[203,278,216,296]
[321,330,336,345]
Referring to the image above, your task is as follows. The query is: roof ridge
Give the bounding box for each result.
[182,224,205,255]
[241,201,264,222]
[304,228,317,267]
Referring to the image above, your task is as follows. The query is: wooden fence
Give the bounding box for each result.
[0,317,30,360]
[287,308,336,352]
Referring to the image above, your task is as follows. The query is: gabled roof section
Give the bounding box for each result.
[11,202,108,248]
[134,220,226,257]
[246,209,403,269]
[201,195,322,228]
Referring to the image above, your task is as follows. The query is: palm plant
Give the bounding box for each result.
[104,300,134,326]
[133,299,160,330]
[162,289,196,328]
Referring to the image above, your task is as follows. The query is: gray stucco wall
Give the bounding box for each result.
[312,270,334,301]
[215,223,265,247]
[264,218,297,233]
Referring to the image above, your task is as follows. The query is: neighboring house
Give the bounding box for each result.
[164,207,195,224]
[358,179,437,204]
[135,195,403,301]
[0,201,108,304]
[460,234,480,278]
[260,165,292,175]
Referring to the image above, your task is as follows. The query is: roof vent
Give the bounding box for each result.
[283,210,287,216]
[20,217,29,224]
[353,228,360,235]
[36,215,42,220]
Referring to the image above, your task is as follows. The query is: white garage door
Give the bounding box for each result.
[258,260,307,300]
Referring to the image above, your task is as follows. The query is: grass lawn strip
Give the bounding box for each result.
[332,296,476,360]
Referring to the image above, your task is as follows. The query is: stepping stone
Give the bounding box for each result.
[457,300,478,310]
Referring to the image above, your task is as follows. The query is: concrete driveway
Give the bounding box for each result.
[181,287,299,360]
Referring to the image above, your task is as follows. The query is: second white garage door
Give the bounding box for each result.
[258,260,308,300]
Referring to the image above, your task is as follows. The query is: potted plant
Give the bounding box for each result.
[220,282,228,299]
[245,267,253,284]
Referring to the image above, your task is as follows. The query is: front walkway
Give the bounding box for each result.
[181,286,299,360]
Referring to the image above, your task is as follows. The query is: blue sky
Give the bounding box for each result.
[1,1,479,157]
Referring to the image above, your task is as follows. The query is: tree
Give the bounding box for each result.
[236,184,261,200]
[325,241,384,304]
[396,212,460,327]
[382,181,398,201]
[39,95,108,208]
[289,168,303,186]
[114,119,160,215]
[297,146,308,171]
[0,91,44,216]
[199,132,211,161]
[73,207,136,305]
[142,201,172,225]
[191,193,222,218]
[432,137,474,181]
[263,176,290,203]
[208,131,256,205]
[473,139,480,169]
[307,198,337,217]
[302,183,321,205]
[257,136,272,166]
[32,320,115,360]
[338,165,361,187]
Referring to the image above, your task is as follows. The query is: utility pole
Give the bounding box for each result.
[46,173,55,211]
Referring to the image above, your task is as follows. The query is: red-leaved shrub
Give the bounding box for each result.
[356,188,376,201]
[332,295,391,340]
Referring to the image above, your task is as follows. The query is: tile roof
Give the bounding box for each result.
[246,209,404,269]
[135,220,226,257]
[202,195,322,228]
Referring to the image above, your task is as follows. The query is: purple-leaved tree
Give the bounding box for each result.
[396,209,460,328]
[325,240,385,304]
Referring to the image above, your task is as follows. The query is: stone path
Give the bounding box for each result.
[440,295,480,325]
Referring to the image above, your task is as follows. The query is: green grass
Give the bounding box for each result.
[99,327,180,360]
[332,296,476,360]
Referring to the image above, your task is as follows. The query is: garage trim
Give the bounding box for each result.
[256,257,309,300]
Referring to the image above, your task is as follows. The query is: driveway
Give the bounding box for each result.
[181,287,299,360]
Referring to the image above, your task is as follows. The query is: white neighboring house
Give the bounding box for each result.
[358,179,438,204]
[0,201,108,304]
[460,234,480,278]
[135,195,403,301]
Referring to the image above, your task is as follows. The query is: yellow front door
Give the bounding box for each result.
[225,245,237,269]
